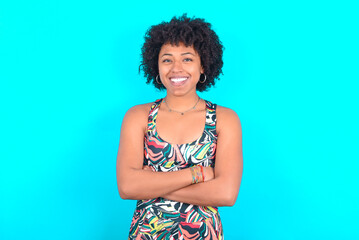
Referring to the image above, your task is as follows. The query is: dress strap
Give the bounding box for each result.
[147,98,163,134]
[204,100,218,138]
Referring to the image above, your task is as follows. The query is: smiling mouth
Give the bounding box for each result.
[170,77,188,83]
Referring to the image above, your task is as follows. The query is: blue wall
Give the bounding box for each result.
[1,0,358,239]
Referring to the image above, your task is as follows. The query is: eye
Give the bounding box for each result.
[183,58,193,62]
[162,59,171,63]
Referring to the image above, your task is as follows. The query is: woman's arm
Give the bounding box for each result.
[160,107,243,206]
[116,104,214,200]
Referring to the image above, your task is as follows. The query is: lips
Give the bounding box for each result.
[169,77,189,86]
[170,77,188,82]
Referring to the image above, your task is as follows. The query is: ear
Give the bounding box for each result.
[200,66,204,74]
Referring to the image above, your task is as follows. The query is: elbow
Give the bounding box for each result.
[117,171,139,200]
[118,186,130,200]
[119,190,130,200]
[215,178,240,206]
[118,182,135,200]
[223,195,237,206]
[118,180,147,200]
[219,189,238,207]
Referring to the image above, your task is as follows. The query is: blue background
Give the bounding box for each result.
[1,0,358,239]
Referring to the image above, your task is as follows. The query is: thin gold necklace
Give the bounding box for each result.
[163,97,201,115]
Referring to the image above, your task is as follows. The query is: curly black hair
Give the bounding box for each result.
[140,14,224,92]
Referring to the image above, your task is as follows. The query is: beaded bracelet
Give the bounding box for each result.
[190,165,204,184]
[200,165,205,182]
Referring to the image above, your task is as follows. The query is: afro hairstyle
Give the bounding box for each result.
[140,14,224,92]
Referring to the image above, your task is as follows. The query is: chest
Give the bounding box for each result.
[156,109,207,145]
[144,100,218,171]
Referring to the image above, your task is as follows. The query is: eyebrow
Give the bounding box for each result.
[160,52,195,58]
[181,52,195,56]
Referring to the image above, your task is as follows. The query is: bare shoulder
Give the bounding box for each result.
[216,105,242,135]
[122,102,153,132]
[125,102,153,118]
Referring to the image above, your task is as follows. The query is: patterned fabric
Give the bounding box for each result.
[128,98,223,240]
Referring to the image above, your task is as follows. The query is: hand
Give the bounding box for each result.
[143,165,214,182]
[143,165,152,171]
[203,166,214,182]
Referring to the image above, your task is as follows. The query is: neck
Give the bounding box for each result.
[164,94,200,112]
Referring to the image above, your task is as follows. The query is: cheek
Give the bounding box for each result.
[193,62,202,73]
[193,66,202,76]
[158,64,169,74]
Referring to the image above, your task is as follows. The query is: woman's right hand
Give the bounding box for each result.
[203,166,215,182]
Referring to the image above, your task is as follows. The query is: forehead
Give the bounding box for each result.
[159,42,197,55]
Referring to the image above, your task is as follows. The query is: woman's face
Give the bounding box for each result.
[158,42,203,97]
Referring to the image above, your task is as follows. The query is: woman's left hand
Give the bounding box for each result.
[143,165,152,171]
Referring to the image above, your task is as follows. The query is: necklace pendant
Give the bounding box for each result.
[163,97,201,116]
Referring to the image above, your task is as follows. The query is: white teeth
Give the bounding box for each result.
[171,77,187,82]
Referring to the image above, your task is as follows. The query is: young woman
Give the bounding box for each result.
[117,14,243,239]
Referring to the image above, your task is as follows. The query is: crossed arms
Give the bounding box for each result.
[116,104,243,207]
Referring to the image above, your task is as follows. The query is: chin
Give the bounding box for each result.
[168,88,196,97]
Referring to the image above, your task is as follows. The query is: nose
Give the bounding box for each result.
[171,59,183,72]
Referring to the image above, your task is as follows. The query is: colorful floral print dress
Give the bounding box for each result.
[128,98,223,240]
